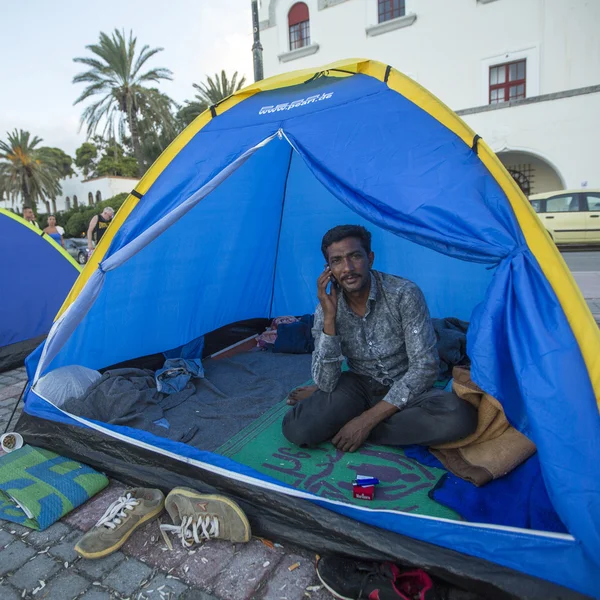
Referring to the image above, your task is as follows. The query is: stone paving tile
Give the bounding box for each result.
[179,591,219,600]
[122,519,190,572]
[26,522,71,548]
[173,540,237,589]
[48,530,83,563]
[79,590,114,600]
[0,539,37,577]
[64,480,128,531]
[302,583,330,600]
[0,583,20,600]
[259,553,318,600]
[0,520,32,536]
[36,571,90,600]
[137,572,188,599]
[0,528,15,547]
[101,557,153,596]
[211,539,283,600]
[0,383,25,402]
[7,553,61,591]
[76,551,126,580]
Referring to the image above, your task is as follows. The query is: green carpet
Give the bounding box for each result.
[218,390,459,519]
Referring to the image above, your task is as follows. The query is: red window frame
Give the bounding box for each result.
[288,2,310,50]
[489,60,526,104]
[378,0,406,23]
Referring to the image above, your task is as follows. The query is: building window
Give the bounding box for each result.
[73,195,78,209]
[489,60,526,104]
[507,165,533,196]
[96,190,102,204]
[288,2,310,50]
[378,0,405,23]
[65,197,71,211]
[88,192,94,206]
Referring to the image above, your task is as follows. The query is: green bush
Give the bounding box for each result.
[64,192,129,237]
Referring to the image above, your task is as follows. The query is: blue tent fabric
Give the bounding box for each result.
[403,446,567,533]
[23,72,600,596]
[0,212,79,368]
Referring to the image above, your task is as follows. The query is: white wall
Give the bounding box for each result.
[260,0,600,110]
[462,91,600,189]
[53,176,139,213]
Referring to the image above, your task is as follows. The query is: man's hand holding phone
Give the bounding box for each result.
[317,265,338,336]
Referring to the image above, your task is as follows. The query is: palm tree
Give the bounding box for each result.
[0,130,62,210]
[177,70,247,130]
[192,70,247,105]
[72,29,173,175]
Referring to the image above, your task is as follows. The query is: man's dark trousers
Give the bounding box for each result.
[282,371,478,447]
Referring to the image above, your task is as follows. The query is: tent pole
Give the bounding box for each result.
[3,381,27,434]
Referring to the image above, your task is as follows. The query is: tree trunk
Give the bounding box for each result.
[127,106,144,177]
[51,198,57,214]
[43,199,51,213]
[21,178,33,210]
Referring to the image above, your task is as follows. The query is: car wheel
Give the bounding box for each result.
[77,251,87,265]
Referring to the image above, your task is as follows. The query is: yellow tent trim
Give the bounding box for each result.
[53,59,600,406]
[0,209,81,272]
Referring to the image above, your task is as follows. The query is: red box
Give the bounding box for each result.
[353,484,375,501]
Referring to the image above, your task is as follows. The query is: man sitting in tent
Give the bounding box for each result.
[282,225,477,452]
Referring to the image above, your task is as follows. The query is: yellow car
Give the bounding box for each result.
[529,189,600,244]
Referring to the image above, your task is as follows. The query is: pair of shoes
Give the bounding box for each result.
[316,556,436,600]
[75,487,251,559]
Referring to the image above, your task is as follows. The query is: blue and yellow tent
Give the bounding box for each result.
[0,209,80,372]
[17,60,600,597]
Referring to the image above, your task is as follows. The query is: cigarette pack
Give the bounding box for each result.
[352,483,375,501]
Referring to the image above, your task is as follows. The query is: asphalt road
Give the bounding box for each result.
[560,249,600,272]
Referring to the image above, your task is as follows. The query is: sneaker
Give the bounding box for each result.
[74,488,165,559]
[160,487,251,547]
[316,555,435,600]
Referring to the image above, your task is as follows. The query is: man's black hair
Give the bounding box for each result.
[321,225,372,260]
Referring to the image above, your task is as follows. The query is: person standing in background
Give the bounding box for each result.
[43,215,65,247]
[87,207,115,256]
[22,207,39,229]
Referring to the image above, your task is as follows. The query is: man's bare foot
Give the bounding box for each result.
[287,384,318,405]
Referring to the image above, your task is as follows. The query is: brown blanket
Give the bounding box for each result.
[430,366,536,486]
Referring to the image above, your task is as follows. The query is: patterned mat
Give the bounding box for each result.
[0,445,108,530]
[218,393,459,519]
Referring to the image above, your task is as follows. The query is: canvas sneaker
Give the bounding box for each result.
[160,487,251,547]
[316,555,436,600]
[74,488,165,559]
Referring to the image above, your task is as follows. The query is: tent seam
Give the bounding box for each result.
[268,142,294,318]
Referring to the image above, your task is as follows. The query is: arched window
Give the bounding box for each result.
[73,195,79,209]
[88,192,94,206]
[378,0,405,23]
[96,190,102,204]
[289,3,310,50]
[65,196,71,211]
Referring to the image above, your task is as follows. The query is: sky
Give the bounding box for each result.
[0,0,254,155]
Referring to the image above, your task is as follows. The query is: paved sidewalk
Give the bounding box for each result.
[0,479,334,600]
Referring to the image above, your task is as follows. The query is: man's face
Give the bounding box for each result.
[23,208,34,222]
[326,237,374,295]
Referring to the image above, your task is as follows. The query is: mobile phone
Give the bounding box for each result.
[329,274,340,292]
